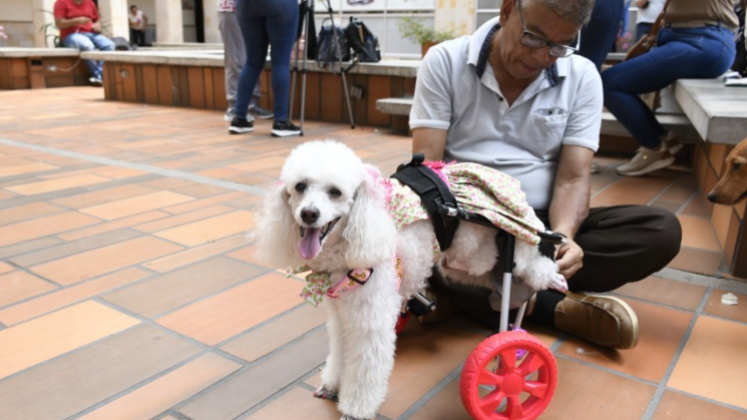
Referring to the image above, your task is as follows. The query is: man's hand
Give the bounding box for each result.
[555,237,584,280]
[92,20,101,33]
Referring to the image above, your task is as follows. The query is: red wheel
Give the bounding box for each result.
[460,330,557,420]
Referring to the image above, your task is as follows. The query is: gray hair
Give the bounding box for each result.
[523,0,596,26]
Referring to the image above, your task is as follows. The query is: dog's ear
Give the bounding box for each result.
[343,165,397,268]
[250,182,304,269]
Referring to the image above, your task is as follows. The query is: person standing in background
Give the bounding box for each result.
[128,5,148,47]
[229,0,299,137]
[635,0,666,41]
[219,0,274,123]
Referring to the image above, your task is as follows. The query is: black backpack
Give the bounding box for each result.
[316,18,351,65]
[344,17,381,63]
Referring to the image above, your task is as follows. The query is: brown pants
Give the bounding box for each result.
[429,205,682,329]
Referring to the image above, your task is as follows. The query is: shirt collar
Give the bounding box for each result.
[469,16,568,88]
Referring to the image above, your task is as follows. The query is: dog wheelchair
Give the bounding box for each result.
[393,155,566,420]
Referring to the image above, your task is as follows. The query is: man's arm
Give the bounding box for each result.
[55,16,90,29]
[549,144,593,279]
[412,128,447,161]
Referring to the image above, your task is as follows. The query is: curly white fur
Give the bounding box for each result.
[252,140,566,420]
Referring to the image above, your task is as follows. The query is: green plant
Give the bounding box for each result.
[38,10,61,47]
[398,17,455,45]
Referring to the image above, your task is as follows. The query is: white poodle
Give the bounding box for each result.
[253,140,567,420]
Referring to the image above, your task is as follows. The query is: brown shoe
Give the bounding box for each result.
[555,291,639,349]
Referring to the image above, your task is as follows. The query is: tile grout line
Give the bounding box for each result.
[665,387,747,415]
[656,267,747,295]
[645,175,680,207]
[640,287,713,420]
[396,363,464,420]
[0,138,267,197]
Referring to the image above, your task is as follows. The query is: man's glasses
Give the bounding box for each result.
[516,0,579,58]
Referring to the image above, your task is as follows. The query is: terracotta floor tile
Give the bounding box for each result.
[711,203,732,250]
[0,212,100,248]
[614,275,706,310]
[180,328,328,420]
[221,305,327,362]
[669,315,747,410]
[660,182,697,204]
[0,300,140,379]
[242,386,345,420]
[0,324,201,420]
[0,162,57,178]
[134,204,233,234]
[5,174,111,195]
[77,353,241,420]
[104,256,263,318]
[406,379,473,420]
[558,299,692,383]
[678,214,722,252]
[0,270,57,308]
[0,262,13,275]
[161,191,246,214]
[30,236,182,286]
[228,155,287,172]
[652,390,747,420]
[703,289,747,325]
[541,357,656,419]
[681,195,712,218]
[378,323,487,419]
[80,191,193,220]
[0,202,65,227]
[143,234,247,273]
[10,229,141,268]
[49,184,155,209]
[651,199,682,214]
[668,247,724,277]
[157,272,304,345]
[154,210,255,247]
[0,268,151,326]
[591,176,673,207]
[226,244,264,266]
[57,210,168,242]
[93,166,147,179]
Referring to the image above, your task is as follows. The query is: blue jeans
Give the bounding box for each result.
[602,25,736,148]
[62,32,115,79]
[579,0,625,70]
[234,0,298,122]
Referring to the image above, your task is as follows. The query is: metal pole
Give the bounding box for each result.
[324,0,355,129]
[499,234,515,334]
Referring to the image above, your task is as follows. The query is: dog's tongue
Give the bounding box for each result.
[298,228,322,260]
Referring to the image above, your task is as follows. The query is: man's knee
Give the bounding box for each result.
[637,206,682,260]
[65,35,94,51]
[96,35,116,51]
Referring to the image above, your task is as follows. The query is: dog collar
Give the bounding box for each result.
[296,257,403,307]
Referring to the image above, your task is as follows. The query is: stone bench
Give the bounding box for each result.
[0,47,89,89]
[80,50,419,129]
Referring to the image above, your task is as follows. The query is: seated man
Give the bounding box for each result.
[54,0,114,86]
[411,0,682,349]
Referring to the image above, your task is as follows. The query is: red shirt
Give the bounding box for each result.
[54,0,100,42]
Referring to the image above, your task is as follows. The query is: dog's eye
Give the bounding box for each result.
[734,161,743,171]
[295,182,306,193]
[328,187,342,198]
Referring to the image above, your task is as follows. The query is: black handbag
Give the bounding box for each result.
[344,17,381,63]
[316,18,351,65]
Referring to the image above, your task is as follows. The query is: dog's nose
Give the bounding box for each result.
[301,207,320,224]
[707,192,717,203]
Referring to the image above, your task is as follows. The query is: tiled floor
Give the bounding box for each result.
[1,87,746,420]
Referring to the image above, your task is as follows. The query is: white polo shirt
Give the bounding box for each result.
[410,17,602,210]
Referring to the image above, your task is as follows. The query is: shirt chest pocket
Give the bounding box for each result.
[522,109,568,158]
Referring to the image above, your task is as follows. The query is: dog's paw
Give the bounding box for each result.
[313,385,339,402]
[548,273,568,293]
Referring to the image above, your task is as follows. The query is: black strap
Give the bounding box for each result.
[391,154,460,251]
